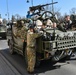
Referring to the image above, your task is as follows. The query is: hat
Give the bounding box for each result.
[29,25,34,29]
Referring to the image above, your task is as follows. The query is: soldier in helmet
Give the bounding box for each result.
[26,26,42,73]
[26,7,34,19]
[13,20,28,41]
[57,15,72,31]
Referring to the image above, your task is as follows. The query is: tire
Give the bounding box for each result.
[9,39,14,54]
[65,49,73,59]
[71,50,76,59]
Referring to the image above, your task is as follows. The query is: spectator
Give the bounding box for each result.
[64,15,72,30]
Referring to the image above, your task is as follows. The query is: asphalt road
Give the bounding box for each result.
[0,40,76,75]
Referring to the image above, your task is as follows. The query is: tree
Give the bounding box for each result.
[11,15,16,22]
[55,11,61,19]
[70,8,76,15]
[15,14,21,20]
[3,18,7,24]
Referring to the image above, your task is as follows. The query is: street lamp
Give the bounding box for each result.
[26,0,29,3]
[6,0,9,22]
[26,0,33,6]
[31,0,33,6]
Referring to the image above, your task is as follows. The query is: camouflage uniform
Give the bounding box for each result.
[16,26,28,41]
[12,25,17,37]
[26,31,42,72]
[12,20,28,41]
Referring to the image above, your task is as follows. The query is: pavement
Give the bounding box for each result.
[0,52,21,75]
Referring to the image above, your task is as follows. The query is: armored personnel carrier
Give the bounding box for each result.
[8,2,76,73]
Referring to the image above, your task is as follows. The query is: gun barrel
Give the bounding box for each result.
[29,2,58,11]
[44,2,58,6]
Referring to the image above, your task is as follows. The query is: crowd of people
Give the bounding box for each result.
[12,14,74,42]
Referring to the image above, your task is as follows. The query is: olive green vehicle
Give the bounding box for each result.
[8,25,76,73]
[8,3,76,73]
[0,24,7,39]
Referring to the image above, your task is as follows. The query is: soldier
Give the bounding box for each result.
[52,22,57,28]
[57,22,66,32]
[26,7,34,18]
[40,23,46,32]
[57,15,72,31]
[16,20,28,41]
[46,19,53,28]
[26,26,42,73]
[12,21,17,37]
[64,15,72,30]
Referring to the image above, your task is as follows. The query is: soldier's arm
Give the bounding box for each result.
[20,27,28,40]
[57,24,66,32]
[33,33,43,38]
[12,26,17,37]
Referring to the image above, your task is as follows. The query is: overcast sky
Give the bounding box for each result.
[0,0,76,19]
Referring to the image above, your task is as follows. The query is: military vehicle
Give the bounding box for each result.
[0,24,7,39]
[8,2,76,73]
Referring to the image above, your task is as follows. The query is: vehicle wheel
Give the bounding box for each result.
[71,49,76,59]
[9,39,14,54]
[52,50,64,61]
[25,48,35,73]
[65,49,72,59]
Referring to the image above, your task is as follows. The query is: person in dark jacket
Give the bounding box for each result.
[64,15,72,30]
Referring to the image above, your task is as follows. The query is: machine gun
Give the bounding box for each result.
[29,2,58,12]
